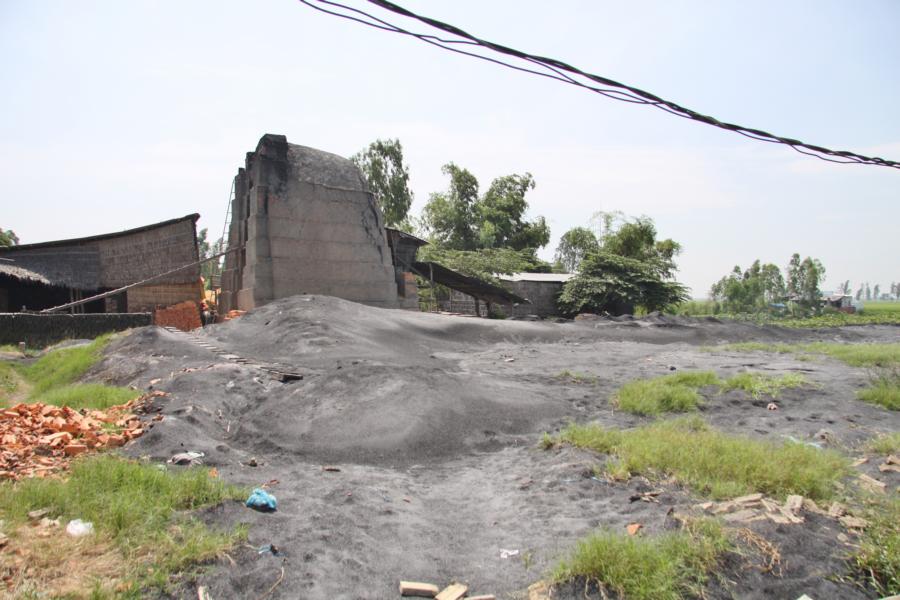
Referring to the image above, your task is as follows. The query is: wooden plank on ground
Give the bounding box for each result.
[399,581,440,597]
[435,583,468,600]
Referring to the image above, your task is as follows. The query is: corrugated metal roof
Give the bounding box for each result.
[501,272,576,283]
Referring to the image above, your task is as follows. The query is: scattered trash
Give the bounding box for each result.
[626,523,642,535]
[168,451,205,466]
[65,519,94,537]
[766,402,778,411]
[257,543,280,556]
[399,581,440,597]
[244,457,259,467]
[499,548,519,559]
[858,473,886,494]
[246,488,277,512]
[699,492,809,525]
[322,465,342,472]
[629,490,662,503]
[27,508,50,521]
[503,358,515,363]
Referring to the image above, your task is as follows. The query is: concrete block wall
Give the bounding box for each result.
[0,313,151,347]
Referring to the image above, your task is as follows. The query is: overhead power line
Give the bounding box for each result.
[299,0,899,170]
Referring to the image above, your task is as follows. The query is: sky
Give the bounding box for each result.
[1,0,898,298]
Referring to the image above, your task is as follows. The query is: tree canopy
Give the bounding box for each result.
[711,254,825,315]
[558,214,687,316]
[417,245,551,284]
[0,228,18,247]
[554,227,599,272]
[421,164,549,251]
[351,139,414,229]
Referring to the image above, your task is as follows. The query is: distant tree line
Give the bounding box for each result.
[709,254,826,315]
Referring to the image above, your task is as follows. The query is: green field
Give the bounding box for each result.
[674,300,900,328]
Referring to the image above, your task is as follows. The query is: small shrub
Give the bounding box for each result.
[850,496,900,596]
[613,371,719,415]
[719,372,806,399]
[39,383,140,410]
[867,432,900,455]
[552,517,731,600]
[556,417,848,500]
[857,371,900,411]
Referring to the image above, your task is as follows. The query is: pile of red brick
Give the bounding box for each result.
[154,300,201,331]
[0,395,157,480]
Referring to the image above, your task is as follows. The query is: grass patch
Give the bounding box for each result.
[552,517,731,600]
[555,370,598,384]
[613,371,719,415]
[850,496,900,596]
[22,334,115,396]
[0,455,247,595]
[555,417,848,500]
[866,432,900,455]
[39,383,141,410]
[0,333,138,410]
[719,372,806,399]
[712,342,900,367]
[857,371,900,411]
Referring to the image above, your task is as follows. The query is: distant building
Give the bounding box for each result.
[823,293,856,313]
[0,214,202,313]
[499,272,575,317]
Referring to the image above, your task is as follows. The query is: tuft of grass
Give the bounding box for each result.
[857,371,900,411]
[613,371,719,416]
[552,517,731,600]
[22,334,114,396]
[711,342,900,367]
[555,369,598,385]
[866,432,900,455]
[719,372,806,399]
[713,341,796,354]
[0,333,137,410]
[39,383,141,410]
[556,417,848,500]
[850,496,900,596]
[0,455,247,593]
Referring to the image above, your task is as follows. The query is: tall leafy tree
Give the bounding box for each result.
[421,163,549,251]
[0,228,18,247]
[197,228,224,287]
[555,227,600,272]
[559,215,687,316]
[351,139,414,228]
[785,254,826,312]
[710,260,785,313]
[874,283,881,300]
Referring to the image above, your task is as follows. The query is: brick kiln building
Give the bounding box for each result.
[0,214,202,314]
[220,134,412,312]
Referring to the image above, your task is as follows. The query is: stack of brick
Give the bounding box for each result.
[221,309,246,322]
[154,300,201,331]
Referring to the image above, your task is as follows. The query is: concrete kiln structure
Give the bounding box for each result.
[219,134,403,312]
[0,214,201,313]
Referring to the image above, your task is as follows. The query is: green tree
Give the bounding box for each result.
[197,228,224,287]
[421,163,480,250]
[0,228,18,247]
[351,139,414,228]
[710,260,785,313]
[559,215,687,316]
[874,283,881,300]
[785,254,826,313]
[421,164,549,251]
[555,227,599,272]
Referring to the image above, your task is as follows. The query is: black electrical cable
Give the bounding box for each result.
[299,0,899,170]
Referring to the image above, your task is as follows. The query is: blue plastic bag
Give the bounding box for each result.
[246,488,277,512]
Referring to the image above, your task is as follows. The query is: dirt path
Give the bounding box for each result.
[87,296,899,599]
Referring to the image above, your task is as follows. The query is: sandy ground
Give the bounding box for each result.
[86,295,900,599]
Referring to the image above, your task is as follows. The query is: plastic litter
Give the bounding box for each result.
[246,488,277,512]
[499,548,519,559]
[257,543,280,556]
[168,451,205,465]
[65,519,94,537]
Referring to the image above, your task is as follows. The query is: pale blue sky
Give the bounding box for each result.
[1,0,898,297]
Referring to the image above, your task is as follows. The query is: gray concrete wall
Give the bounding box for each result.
[220,134,398,311]
[499,280,563,317]
[0,313,151,347]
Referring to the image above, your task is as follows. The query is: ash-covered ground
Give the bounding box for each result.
[87,295,899,600]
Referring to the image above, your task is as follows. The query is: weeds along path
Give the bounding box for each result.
[82,295,900,599]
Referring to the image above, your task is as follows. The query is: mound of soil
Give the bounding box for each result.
[85,295,899,599]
